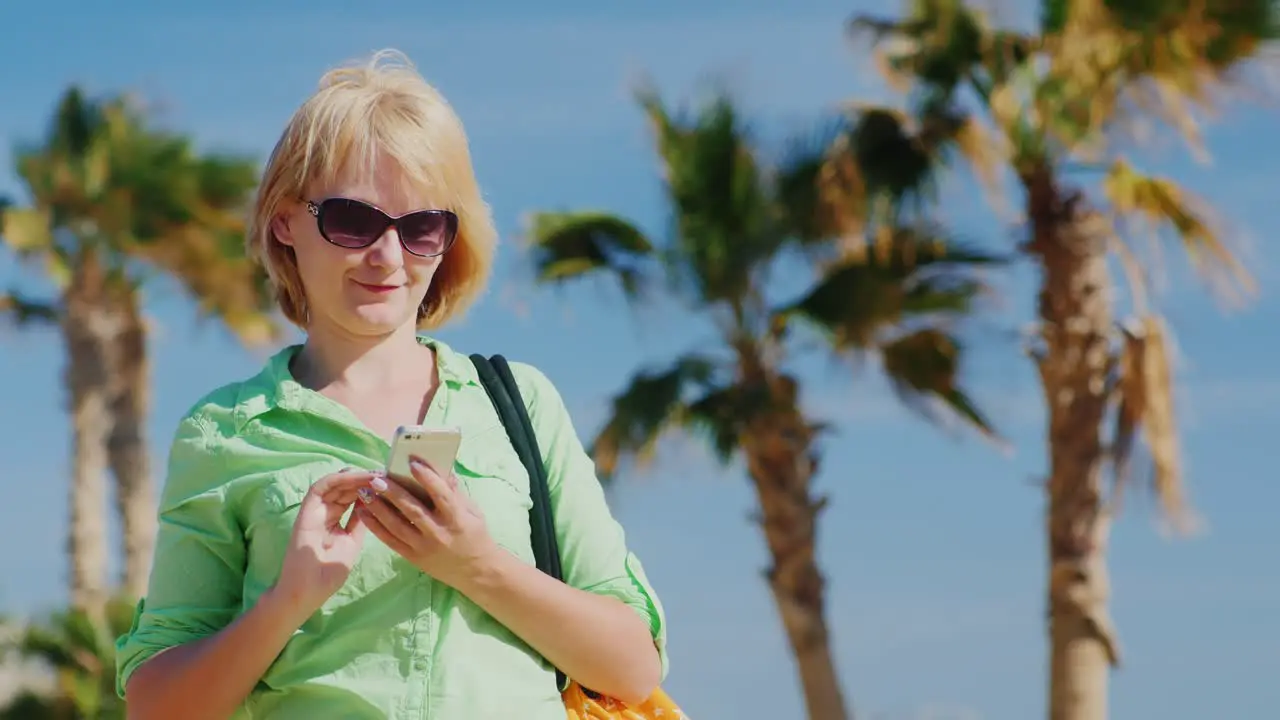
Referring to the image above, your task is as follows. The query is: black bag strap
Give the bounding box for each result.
[469,353,569,691]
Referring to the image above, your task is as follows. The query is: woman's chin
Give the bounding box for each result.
[345,302,417,334]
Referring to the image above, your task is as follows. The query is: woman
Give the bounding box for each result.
[115,50,667,720]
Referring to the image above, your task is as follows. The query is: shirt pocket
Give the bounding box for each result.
[453,428,535,566]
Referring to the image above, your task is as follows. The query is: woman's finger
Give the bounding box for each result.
[378,475,446,530]
[342,505,366,537]
[357,506,413,556]
[408,457,458,521]
[324,487,365,507]
[359,490,420,547]
[313,469,381,499]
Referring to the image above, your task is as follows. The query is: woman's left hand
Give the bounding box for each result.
[357,457,500,588]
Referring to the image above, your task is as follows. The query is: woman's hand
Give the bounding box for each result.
[357,457,500,588]
[272,468,384,620]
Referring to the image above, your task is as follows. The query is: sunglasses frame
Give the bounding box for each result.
[305,197,459,258]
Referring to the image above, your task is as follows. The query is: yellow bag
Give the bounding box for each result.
[471,354,691,720]
[563,684,688,719]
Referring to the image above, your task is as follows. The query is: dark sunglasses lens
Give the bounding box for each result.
[398,211,457,256]
[319,199,387,248]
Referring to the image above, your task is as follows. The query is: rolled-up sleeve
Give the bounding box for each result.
[114,412,247,697]
[512,362,669,680]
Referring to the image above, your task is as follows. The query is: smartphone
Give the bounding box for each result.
[385,425,463,508]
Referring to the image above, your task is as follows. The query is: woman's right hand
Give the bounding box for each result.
[270,468,387,619]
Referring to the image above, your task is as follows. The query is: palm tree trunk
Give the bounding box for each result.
[107,290,154,601]
[60,262,117,621]
[1026,169,1121,720]
[743,372,848,720]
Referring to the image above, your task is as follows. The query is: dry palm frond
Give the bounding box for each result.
[849,15,923,92]
[952,113,1016,220]
[817,131,870,260]
[1102,159,1254,307]
[1106,223,1151,317]
[0,207,54,254]
[1111,315,1198,534]
[1042,0,1275,159]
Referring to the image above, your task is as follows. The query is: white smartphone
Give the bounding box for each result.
[385,425,463,507]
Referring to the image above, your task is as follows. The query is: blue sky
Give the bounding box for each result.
[1,1,1277,718]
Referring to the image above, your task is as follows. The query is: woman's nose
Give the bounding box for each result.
[365,227,404,268]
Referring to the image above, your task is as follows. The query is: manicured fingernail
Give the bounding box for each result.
[410,458,427,470]
[370,476,388,492]
[357,488,374,504]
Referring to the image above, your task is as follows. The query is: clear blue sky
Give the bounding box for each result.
[1,1,1277,718]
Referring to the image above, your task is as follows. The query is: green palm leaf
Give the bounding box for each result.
[523,211,656,299]
[775,116,856,247]
[0,292,61,327]
[590,353,726,479]
[881,328,995,436]
[777,228,1001,347]
[5,601,133,720]
[636,85,780,305]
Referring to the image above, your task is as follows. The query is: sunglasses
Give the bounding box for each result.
[306,197,459,258]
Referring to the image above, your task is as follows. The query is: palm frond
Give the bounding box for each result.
[0,207,55,255]
[26,90,281,346]
[776,227,1002,349]
[0,691,58,720]
[10,603,128,720]
[1044,0,1280,158]
[683,383,759,464]
[590,353,725,479]
[1102,158,1253,304]
[523,210,656,299]
[138,224,279,345]
[634,85,780,305]
[850,106,943,206]
[0,291,61,327]
[775,115,857,248]
[850,0,1004,98]
[881,327,997,437]
[1111,315,1196,532]
[780,259,913,349]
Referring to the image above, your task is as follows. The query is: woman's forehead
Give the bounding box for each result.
[311,162,447,213]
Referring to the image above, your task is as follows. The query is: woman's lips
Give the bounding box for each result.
[353,280,400,294]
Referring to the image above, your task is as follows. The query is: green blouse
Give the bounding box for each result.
[114,336,667,719]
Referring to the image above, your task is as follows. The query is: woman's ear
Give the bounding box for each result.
[271,214,295,247]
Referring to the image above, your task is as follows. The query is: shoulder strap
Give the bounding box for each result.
[468,353,563,582]
[468,353,569,692]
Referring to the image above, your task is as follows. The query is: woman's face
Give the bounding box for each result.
[274,154,451,337]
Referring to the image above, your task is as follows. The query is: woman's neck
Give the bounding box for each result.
[293,319,433,393]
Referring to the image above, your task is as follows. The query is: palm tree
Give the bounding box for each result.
[0,597,136,719]
[0,88,277,617]
[523,88,1002,720]
[842,1,1276,717]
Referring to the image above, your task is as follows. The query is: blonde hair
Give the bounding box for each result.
[247,49,496,329]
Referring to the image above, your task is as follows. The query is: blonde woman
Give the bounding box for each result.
[115,50,666,720]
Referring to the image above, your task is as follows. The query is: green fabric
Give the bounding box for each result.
[114,336,667,719]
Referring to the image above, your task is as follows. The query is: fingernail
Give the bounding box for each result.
[370,476,388,493]
[410,458,427,470]
[357,488,374,504]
